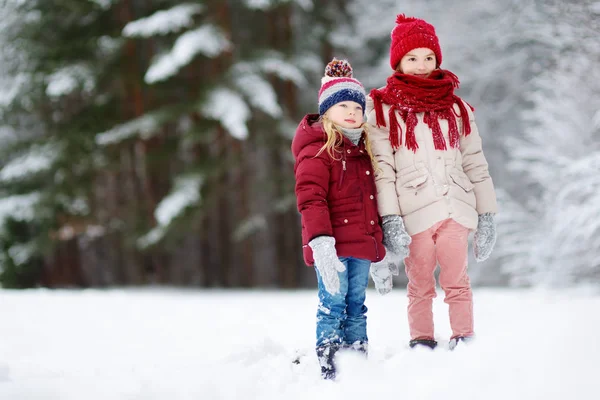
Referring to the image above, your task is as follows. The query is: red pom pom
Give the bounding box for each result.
[324,58,353,78]
[396,14,418,24]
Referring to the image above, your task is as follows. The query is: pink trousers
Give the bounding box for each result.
[404,218,473,340]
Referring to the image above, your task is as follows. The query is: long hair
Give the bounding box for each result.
[315,115,380,174]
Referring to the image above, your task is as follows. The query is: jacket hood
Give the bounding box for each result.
[291,114,326,160]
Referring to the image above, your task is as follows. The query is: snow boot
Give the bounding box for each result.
[409,338,438,350]
[449,336,473,351]
[316,344,340,380]
[343,340,368,357]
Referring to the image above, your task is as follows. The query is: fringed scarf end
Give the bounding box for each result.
[370,89,387,129]
[455,98,473,137]
[425,112,447,151]
[405,112,419,152]
[388,106,401,149]
[446,110,460,148]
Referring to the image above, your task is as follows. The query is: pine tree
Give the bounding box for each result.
[501,0,600,286]
[0,0,126,287]
[0,0,381,288]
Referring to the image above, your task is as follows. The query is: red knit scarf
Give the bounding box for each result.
[369,69,473,152]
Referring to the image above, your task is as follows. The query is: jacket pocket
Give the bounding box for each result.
[331,211,363,228]
[399,163,429,189]
[330,199,363,228]
[449,170,474,192]
[403,174,428,188]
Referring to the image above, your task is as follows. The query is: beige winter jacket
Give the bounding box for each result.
[366,95,497,236]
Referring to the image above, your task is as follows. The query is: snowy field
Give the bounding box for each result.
[1,287,599,400]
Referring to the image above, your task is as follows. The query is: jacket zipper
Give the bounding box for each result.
[338,152,347,190]
[370,235,381,261]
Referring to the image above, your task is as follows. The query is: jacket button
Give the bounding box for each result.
[369,195,374,199]
[359,150,364,153]
[347,149,351,153]
[344,219,348,223]
[370,220,375,225]
[366,171,370,175]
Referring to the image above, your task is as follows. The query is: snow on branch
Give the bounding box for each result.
[0,126,18,145]
[593,109,600,130]
[493,188,538,286]
[0,143,59,183]
[7,242,35,266]
[155,175,203,226]
[234,73,281,118]
[256,56,306,87]
[95,110,170,146]
[243,0,313,11]
[201,88,250,140]
[243,0,272,9]
[45,65,95,98]
[89,0,114,10]
[0,193,40,227]
[228,56,307,117]
[137,174,203,248]
[232,215,267,242]
[544,152,600,274]
[0,73,27,107]
[145,25,231,83]
[122,4,204,37]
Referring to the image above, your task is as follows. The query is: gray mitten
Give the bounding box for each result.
[474,213,497,262]
[370,251,402,295]
[381,215,412,259]
[309,236,346,295]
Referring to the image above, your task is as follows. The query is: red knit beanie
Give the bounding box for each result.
[389,14,442,70]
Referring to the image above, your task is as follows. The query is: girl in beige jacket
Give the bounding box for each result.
[367,14,498,351]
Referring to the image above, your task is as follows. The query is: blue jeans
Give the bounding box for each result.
[315,257,371,347]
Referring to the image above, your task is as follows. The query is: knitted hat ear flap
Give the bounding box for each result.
[318,58,366,116]
[389,14,442,70]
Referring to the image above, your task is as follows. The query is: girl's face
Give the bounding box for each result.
[326,101,364,128]
[397,47,437,77]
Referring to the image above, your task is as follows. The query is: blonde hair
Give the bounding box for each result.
[315,115,380,174]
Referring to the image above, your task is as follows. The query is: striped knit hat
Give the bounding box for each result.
[318,58,366,116]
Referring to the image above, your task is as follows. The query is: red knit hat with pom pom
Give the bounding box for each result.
[389,14,442,70]
[318,58,366,115]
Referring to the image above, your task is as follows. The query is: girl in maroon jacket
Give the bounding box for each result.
[291,59,386,380]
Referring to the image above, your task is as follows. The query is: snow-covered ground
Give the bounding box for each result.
[1,287,599,400]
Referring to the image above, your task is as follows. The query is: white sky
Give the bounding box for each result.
[0,288,598,399]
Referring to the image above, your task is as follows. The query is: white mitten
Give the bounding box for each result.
[381,215,412,259]
[474,213,497,262]
[309,236,346,295]
[369,250,402,295]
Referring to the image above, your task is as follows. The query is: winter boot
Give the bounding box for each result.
[448,336,473,351]
[316,344,340,380]
[344,340,368,357]
[409,338,438,350]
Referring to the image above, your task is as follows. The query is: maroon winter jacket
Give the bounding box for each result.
[292,114,386,266]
